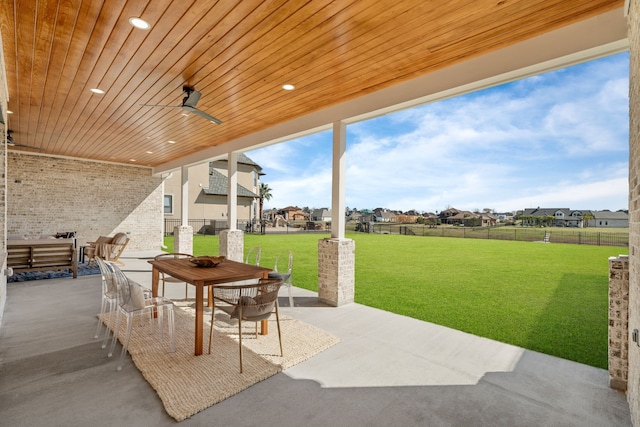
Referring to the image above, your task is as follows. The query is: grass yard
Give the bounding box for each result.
[164,232,625,369]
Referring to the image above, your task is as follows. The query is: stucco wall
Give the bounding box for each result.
[628,0,640,424]
[7,152,163,251]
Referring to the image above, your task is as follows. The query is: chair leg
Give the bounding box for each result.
[94,296,107,339]
[238,317,243,373]
[288,280,294,308]
[275,303,283,357]
[101,298,117,349]
[118,315,134,371]
[168,306,175,353]
[108,309,122,357]
[208,305,215,354]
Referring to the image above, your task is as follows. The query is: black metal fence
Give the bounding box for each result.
[164,219,331,236]
[166,218,628,247]
[368,223,629,247]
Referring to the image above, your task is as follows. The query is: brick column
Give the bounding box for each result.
[174,225,193,255]
[609,255,629,391]
[219,229,243,262]
[318,238,355,307]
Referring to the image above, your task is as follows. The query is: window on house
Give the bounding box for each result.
[253,170,258,187]
[164,194,173,214]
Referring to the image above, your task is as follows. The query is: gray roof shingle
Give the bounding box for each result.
[203,169,258,198]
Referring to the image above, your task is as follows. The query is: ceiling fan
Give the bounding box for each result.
[5,130,44,150]
[141,86,222,124]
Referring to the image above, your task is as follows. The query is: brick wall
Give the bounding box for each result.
[628,0,640,424]
[0,126,6,328]
[7,152,163,251]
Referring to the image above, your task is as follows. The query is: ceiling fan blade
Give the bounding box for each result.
[5,130,44,150]
[7,142,44,151]
[182,106,222,125]
[140,104,182,109]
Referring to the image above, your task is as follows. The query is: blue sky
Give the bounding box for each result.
[246,52,629,214]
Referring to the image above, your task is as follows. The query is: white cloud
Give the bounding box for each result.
[248,52,630,213]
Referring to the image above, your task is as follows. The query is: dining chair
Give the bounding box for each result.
[154,252,192,299]
[245,246,261,266]
[107,263,176,371]
[208,278,284,373]
[94,257,118,344]
[268,250,294,308]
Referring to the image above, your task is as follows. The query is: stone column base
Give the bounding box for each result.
[220,229,244,262]
[609,254,629,391]
[318,238,355,307]
[174,226,193,255]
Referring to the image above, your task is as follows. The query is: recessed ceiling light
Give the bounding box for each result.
[167,140,176,144]
[146,151,153,154]
[282,84,295,91]
[90,88,105,94]
[7,110,13,114]
[130,159,137,162]
[129,17,150,30]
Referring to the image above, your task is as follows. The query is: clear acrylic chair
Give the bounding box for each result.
[245,246,261,266]
[154,252,192,299]
[268,251,294,308]
[94,257,118,344]
[95,257,154,349]
[107,263,176,371]
[208,278,283,373]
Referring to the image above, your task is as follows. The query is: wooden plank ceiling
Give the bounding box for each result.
[0,0,623,167]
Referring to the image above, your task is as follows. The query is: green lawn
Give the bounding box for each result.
[164,232,625,369]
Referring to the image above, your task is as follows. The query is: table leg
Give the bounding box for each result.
[151,268,159,297]
[260,271,269,335]
[194,285,204,356]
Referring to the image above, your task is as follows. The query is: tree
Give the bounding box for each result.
[258,183,272,234]
[582,212,594,228]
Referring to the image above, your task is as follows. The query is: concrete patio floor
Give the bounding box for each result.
[0,251,632,426]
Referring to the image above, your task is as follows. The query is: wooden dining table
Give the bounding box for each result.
[148,257,272,355]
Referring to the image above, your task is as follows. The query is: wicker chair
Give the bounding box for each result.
[154,253,192,299]
[208,278,283,373]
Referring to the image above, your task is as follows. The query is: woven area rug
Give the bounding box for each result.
[9,262,100,282]
[102,302,340,421]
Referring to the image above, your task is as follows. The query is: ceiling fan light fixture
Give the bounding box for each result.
[129,17,150,30]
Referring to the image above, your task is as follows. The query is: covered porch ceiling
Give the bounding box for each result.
[0,1,629,175]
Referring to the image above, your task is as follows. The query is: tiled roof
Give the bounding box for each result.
[203,169,258,198]
[213,153,262,172]
[592,210,629,219]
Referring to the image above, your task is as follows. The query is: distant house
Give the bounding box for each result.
[373,208,394,222]
[443,210,496,227]
[521,207,591,228]
[311,208,331,222]
[276,206,308,221]
[439,208,460,222]
[163,153,262,225]
[587,210,629,228]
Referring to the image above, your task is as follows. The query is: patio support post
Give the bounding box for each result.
[318,121,354,306]
[220,152,243,262]
[175,165,193,255]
